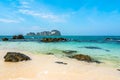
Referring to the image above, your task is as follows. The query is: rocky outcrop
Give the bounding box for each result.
[41,38,67,42]
[117,69,120,71]
[50,30,61,36]
[4,52,31,62]
[13,35,24,39]
[68,54,101,63]
[68,54,92,62]
[2,38,8,41]
[27,30,61,36]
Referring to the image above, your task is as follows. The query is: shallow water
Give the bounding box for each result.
[0,36,120,68]
[0,40,120,68]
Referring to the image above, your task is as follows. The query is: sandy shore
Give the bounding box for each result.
[0,50,120,80]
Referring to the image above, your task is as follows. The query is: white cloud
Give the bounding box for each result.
[19,9,67,22]
[19,9,41,16]
[18,0,31,9]
[16,0,70,23]
[0,18,19,23]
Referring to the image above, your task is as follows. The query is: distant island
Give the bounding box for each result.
[26,30,61,36]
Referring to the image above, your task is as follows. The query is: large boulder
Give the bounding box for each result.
[4,52,31,62]
[68,54,101,63]
[69,54,92,62]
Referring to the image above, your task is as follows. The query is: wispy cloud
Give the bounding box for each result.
[15,0,70,23]
[19,1,30,9]
[19,9,68,22]
[0,18,19,23]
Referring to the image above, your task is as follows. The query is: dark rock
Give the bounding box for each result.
[17,35,24,39]
[105,38,113,41]
[12,35,17,39]
[2,38,8,41]
[92,60,102,64]
[68,54,101,63]
[4,52,31,62]
[55,61,67,65]
[68,54,92,62]
[12,35,24,39]
[62,50,77,54]
[41,38,67,42]
[84,46,102,49]
[79,46,110,52]
[27,30,61,36]
[46,53,54,55]
[105,50,110,52]
[117,69,120,71]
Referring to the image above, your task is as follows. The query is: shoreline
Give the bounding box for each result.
[0,50,120,80]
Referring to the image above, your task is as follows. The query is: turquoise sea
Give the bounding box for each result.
[0,36,120,68]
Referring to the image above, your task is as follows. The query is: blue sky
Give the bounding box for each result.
[0,0,120,35]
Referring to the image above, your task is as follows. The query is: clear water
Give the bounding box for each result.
[0,36,120,68]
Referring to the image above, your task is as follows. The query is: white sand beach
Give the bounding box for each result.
[0,50,120,80]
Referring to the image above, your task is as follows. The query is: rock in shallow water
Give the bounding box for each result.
[2,38,9,41]
[46,53,54,55]
[79,46,110,52]
[62,50,77,54]
[68,54,101,63]
[12,35,24,39]
[4,52,31,62]
[41,38,67,42]
[68,54,92,62]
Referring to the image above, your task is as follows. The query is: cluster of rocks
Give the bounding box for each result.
[12,35,24,39]
[3,50,101,64]
[27,30,61,36]
[41,38,67,42]
[47,50,101,63]
[3,51,119,72]
[2,35,24,41]
[61,50,93,62]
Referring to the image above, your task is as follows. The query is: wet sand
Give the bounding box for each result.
[0,50,120,80]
